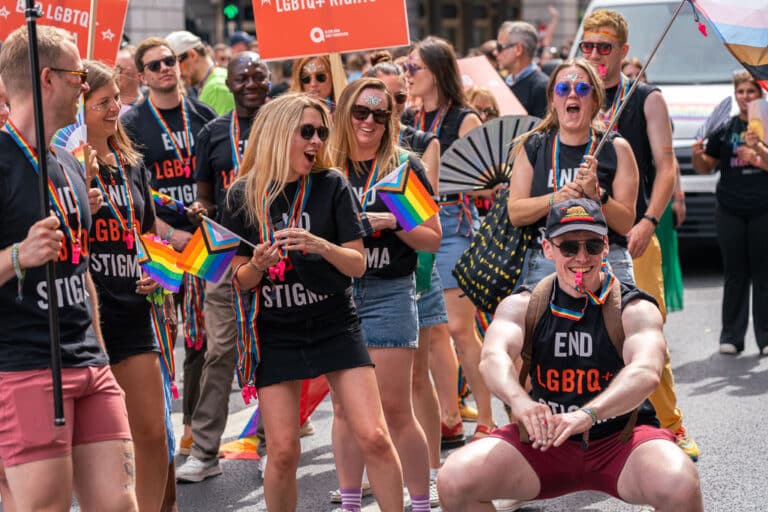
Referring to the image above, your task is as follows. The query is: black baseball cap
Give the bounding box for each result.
[546,198,608,239]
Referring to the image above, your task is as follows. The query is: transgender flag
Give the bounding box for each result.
[694,0,768,90]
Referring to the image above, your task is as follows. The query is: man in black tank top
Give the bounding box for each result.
[580,8,700,462]
[437,199,702,512]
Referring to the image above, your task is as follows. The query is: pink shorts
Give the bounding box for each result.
[489,423,675,499]
[0,366,131,467]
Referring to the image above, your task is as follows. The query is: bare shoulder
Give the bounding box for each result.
[494,292,530,324]
[643,90,671,119]
[621,296,664,335]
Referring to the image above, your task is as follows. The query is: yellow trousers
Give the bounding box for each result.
[633,235,683,432]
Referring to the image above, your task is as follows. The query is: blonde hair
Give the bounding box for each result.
[328,77,402,179]
[0,26,76,96]
[582,9,629,46]
[83,60,142,167]
[467,86,500,116]
[290,55,334,96]
[733,69,761,92]
[235,93,332,227]
[514,59,605,155]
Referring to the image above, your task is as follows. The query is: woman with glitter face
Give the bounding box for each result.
[507,58,638,291]
[329,78,441,512]
[290,55,336,113]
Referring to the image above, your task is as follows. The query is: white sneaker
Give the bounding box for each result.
[429,478,440,507]
[328,479,373,503]
[299,419,316,437]
[719,343,738,354]
[762,346,768,356]
[176,455,222,483]
[258,454,267,479]
[493,498,525,511]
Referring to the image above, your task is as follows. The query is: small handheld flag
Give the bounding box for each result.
[136,233,185,293]
[373,162,439,231]
[151,189,187,216]
[178,217,241,283]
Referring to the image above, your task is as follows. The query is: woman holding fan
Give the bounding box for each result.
[328,78,441,512]
[83,60,170,511]
[405,36,495,443]
[221,93,404,511]
[507,59,638,288]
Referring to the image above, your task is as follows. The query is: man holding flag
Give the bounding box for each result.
[0,26,137,511]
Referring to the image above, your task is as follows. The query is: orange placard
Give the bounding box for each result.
[252,0,410,61]
[0,0,129,65]
[457,56,527,117]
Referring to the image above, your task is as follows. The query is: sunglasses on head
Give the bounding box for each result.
[143,55,177,73]
[299,124,329,141]
[554,81,593,98]
[551,239,605,257]
[50,67,88,84]
[402,62,425,76]
[393,92,408,105]
[300,73,328,84]
[579,41,614,56]
[351,104,391,125]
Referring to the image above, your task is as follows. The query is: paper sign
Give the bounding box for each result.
[747,98,768,144]
[457,56,527,117]
[252,0,410,61]
[0,0,129,65]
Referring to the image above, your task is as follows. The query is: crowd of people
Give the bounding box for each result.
[6,4,766,510]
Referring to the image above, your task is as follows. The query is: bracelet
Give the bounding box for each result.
[580,406,598,426]
[548,192,555,208]
[599,187,610,204]
[643,214,659,227]
[247,259,265,273]
[11,243,25,303]
[163,226,175,242]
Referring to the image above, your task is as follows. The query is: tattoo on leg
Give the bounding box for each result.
[122,440,135,490]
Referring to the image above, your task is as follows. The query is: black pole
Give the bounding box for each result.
[24,0,66,426]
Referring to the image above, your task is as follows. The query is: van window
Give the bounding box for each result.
[578,2,735,85]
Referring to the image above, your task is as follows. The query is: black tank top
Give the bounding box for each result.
[529,279,659,440]
[525,130,625,249]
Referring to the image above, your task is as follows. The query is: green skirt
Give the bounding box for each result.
[655,202,684,312]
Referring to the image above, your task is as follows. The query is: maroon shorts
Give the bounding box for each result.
[489,423,675,499]
[0,366,131,467]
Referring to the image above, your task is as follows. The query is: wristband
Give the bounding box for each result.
[247,259,265,273]
[548,192,555,208]
[643,214,659,227]
[599,187,609,204]
[163,226,175,242]
[580,406,598,426]
[11,243,25,303]
[393,218,404,232]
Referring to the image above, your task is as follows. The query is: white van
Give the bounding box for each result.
[571,0,738,239]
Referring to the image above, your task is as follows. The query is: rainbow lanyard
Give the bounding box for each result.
[414,100,452,137]
[230,113,243,174]
[260,175,313,258]
[93,143,138,249]
[6,120,84,263]
[603,73,630,126]
[147,96,193,177]
[550,129,597,192]
[549,267,617,321]
[346,157,379,212]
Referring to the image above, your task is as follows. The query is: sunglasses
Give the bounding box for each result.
[50,67,88,84]
[351,105,391,125]
[579,41,614,56]
[495,41,518,53]
[143,55,177,73]
[554,81,593,98]
[393,92,408,105]
[402,62,425,76]
[551,239,605,257]
[300,73,328,84]
[479,107,499,118]
[177,52,190,65]
[299,124,329,141]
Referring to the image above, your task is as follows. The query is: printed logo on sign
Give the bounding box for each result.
[310,27,324,43]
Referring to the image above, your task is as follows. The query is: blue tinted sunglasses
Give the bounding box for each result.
[554,81,593,98]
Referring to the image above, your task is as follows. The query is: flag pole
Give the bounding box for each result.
[86,0,99,59]
[24,0,66,426]
[593,0,689,159]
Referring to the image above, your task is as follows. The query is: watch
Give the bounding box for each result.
[643,214,659,227]
[599,187,610,204]
[580,407,598,426]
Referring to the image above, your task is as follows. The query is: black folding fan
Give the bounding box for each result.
[439,115,541,195]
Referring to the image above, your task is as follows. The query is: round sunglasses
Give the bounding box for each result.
[351,104,391,125]
[554,81,593,98]
[299,124,329,141]
[402,62,425,76]
[551,239,605,257]
[300,72,328,85]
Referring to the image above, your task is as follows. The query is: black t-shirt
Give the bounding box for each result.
[402,104,479,156]
[121,96,217,231]
[706,116,768,216]
[222,170,365,322]
[346,155,433,278]
[0,133,106,371]
[530,279,659,440]
[399,125,436,157]
[510,69,549,119]
[602,80,659,221]
[88,159,156,349]
[526,130,624,248]
[194,111,254,220]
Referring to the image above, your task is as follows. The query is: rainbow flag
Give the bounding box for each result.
[374,162,439,232]
[151,188,187,216]
[693,0,768,90]
[177,217,241,283]
[136,234,185,292]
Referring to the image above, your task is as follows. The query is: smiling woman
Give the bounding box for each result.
[506,57,639,291]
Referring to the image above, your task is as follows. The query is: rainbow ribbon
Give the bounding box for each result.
[347,157,379,212]
[92,144,137,248]
[230,113,243,174]
[147,96,193,176]
[551,129,597,192]
[183,274,206,351]
[259,175,313,259]
[414,99,453,137]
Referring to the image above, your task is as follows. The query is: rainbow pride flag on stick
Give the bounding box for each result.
[373,162,439,232]
[151,189,187,216]
[178,217,241,283]
[136,234,185,293]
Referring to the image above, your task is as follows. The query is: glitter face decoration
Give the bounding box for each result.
[361,94,383,107]
[303,61,325,74]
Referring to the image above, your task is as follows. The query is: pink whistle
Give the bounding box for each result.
[171,383,179,400]
[71,244,81,264]
[183,163,191,179]
[598,64,606,78]
[269,260,287,282]
[125,231,135,250]
[575,271,584,289]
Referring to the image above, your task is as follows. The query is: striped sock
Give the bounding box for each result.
[340,488,362,512]
[411,495,430,512]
